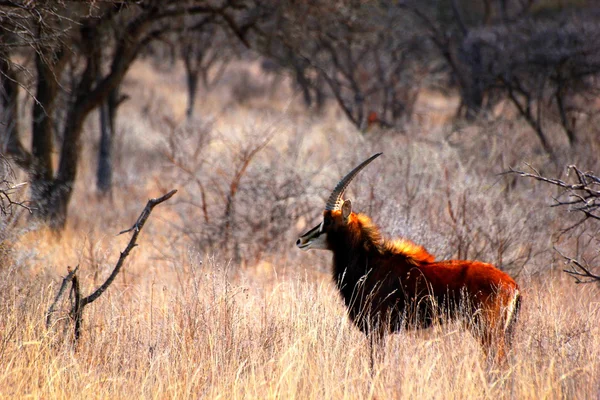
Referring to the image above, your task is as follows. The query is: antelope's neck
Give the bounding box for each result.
[330,233,373,296]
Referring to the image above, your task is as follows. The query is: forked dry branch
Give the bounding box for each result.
[0,155,29,216]
[510,164,600,283]
[509,164,600,226]
[45,189,177,341]
[0,182,28,216]
[555,247,600,284]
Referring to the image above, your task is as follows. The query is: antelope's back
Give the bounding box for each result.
[375,255,518,304]
[415,259,519,308]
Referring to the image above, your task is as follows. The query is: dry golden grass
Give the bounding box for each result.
[2,249,599,399]
[1,60,599,399]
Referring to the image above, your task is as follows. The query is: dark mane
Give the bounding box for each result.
[354,213,435,264]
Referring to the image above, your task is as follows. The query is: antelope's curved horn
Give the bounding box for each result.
[325,153,382,211]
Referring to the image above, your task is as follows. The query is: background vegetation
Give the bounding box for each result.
[1,1,599,398]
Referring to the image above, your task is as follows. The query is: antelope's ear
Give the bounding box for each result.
[342,199,352,220]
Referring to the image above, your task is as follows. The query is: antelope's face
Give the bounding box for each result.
[296,217,328,250]
[296,152,381,252]
[296,202,352,251]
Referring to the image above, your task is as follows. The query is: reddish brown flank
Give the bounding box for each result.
[297,153,521,366]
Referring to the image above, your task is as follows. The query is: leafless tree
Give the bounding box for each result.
[469,15,600,153]
[0,1,261,229]
[180,21,238,118]
[401,1,600,154]
[159,116,317,265]
[555,247,600,285]
[257,2,427,130]
[510,164,600,228]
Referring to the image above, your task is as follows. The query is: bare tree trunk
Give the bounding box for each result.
[1,34,72,228]
[555,88,577,146]
[29,20,97,229]
[185,68,200,118]
[314,74,326,114]
[97,84,120,195]
[291,59,312,108]
[29,48,68,226]
[97,99,113,194]
[451,37,486,120]
[0,53,30,168]
[30,15,152,229]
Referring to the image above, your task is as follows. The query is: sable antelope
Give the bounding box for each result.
[296,153,521,366]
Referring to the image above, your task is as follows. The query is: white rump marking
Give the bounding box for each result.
[504,289,520,332]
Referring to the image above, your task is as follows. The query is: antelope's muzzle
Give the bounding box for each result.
[296,222,326,250]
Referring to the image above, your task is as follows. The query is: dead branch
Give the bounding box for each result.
[0,156,30,216]
[555,247,600,284]
[45,265,79,329]
[71,269,83,340]
[509,165,600,283]
[0,182,30,216]
[85,189,177,306]
[45,189,177,342]
[508,164,600,226]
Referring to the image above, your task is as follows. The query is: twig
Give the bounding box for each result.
[45,265,79,329]
[507,164,600,227]
[554,247,600,284]
[509,165,600,283]
[83,189,177,307]
[0,156,30,216]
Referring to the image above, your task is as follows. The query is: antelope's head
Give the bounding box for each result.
[296,153,382,251]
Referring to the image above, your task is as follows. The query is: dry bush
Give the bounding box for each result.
[158,116,323,266]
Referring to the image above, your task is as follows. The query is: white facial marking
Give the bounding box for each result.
[297,220,329,251]
[306,232,328,250]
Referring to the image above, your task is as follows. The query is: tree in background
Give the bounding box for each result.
[181,21,238,119]
[0,1,258,229]
[2,0,600,230]
[401,0,600,155]
[257,2,430,130]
